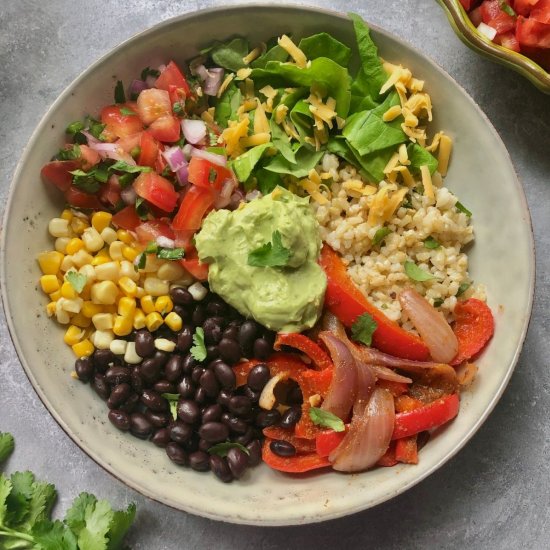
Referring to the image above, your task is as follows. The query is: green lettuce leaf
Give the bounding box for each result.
[270,118,296,164]
[210,38,249,71]
[263,146,324,178]
[213,81,242,128]
[231,142,273,182]
[407,143,438,175]
[299,33,351,66]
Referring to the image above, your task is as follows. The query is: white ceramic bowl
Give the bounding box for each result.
[1,4,534,526]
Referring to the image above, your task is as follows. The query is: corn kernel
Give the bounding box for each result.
[103,304,117,314]
[113,315,133,336]
[119,276,137,297]
[64,325,84,346]
[71,216,89,235]
[144,277,169,297]
[122,245,139,262]
[116,229,133,245]
[118,297,136,317]
[157,261,187,281]
[48,218,71,238]
[140,295,155,314]
[120,260,139,282]
[71,312,92,328]
[91,330,113,350]
[82,301,102,318]
[66,238,84,255]
[56,309,70,324]
[71,249,94,268]
[91,280,118,305]
[145,312,163,332]
[124,342,142,364]
[133,308,146,329]
[60,297,83,314]
[46,301,57,317]
[109,241,125,261]
[78,264,96,283]
[100,226,118,244]
[92,312,114,331]
[110,339,128,355]
[154,338,176,352]
[61,281,78,299]
[155,296,173,315]
[60,209,74,222]
[40,274,60,294]
[49,289,62,302]
[38,251,64,275]
[72,339,94,357]
[94,261,120,281]
[143,255,163,273]
[135,286,145,298]
[80,286,92,301]
[91,211,113,233]
[55,237,70,254]
[60,255,75,272]
[82,227,104,252]
[91,255,110,266]
[164,312,182,332]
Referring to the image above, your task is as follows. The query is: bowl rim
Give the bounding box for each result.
[0,2,536,525]
[437,0,550,93]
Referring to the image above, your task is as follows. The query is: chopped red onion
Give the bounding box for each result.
[213,179,236,209]
[120,185,137,206]
[162,146,187,171]
[181,119,207,144]
[203,68,224,96]
[245,190,262,202]
[189,146,227,167]
[129,79,148,98]
[81,130,101,146]
[176,165,189,186]
[86,141,136,165]
[193,64,209,81]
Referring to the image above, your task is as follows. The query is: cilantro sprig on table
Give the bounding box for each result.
[0,432,135,549]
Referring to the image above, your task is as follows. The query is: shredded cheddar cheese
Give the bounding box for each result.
[278,35,307,68]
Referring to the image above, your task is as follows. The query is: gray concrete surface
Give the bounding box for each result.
[1,0,549,548]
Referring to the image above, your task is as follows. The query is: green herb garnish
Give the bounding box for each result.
[457,281,472,297]
[157,248,185,261]
[0,433,14,463]
[309,408,345,432]
[247,230,291,268]
[109,161,152,174]
[140,66,160,81]
[190,327,207,362]
[56,144,81,161]
[456,201,472,217]
[499,0,516,17]
[161,393,180,420]
[208,442,250,457]
[351,312,378,347]
[423,236,440,249]
[114,80,126,104]
[119,107,136,116]
[69,169,101,193]
[66,121,85,135]
[65,272,87,293]
[404,260,437,282]
[433,298,444,308]
[372,227,391,247]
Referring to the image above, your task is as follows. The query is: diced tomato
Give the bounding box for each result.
[133,172,178,212]
[111,205,141,231]
[179,247,209,281]
[116,132,142,154]
[155,61,191,96]
[155,145,168,174]
[41,160,81,191]
[531,0,550,23]
[138,131,159,168]
[172,185,216,231]
[101,103,143,140]
[134,219,175,244]
[481,0,516,34]
[513,0,539,17]
[79,145,101,169]
[136,88,172,126]
[148,115,181,143]
[187,157,233,192]
[64,186,102,210]
[470,6,483,25]
[480,0,504,21]
[516,14,550,47]
[98,175,121,208]
[495,30,521,50]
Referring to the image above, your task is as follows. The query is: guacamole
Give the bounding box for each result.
[195,188,327,332]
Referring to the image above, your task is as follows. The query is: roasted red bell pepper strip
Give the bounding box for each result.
[392,393,460,440]
[450,298,494,366]
[319,245,430,361]
[395,435,418,464]
[263,426,317,454]
[262,439,331,473]
[274,333,333,370]
[315,429,346,458]
[377,441,398,467]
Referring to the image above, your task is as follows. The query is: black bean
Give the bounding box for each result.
[153,380,176,394]
[153,350,169,368]
[233,427,254,446]
[164,355,183,382]
[270,439,296,457]
[189,450,210,472]
[226,447,248,479]
[206,298,226,317]
[134,330,155,358]
[145,410,170,428]
[217,390,232,407]
[206,345,219,361]
[93,349,117,372]
[176,326,193,353]
[118,393,139,413]
[166,442,187,465]
[170,286,194,306]
[242,385,261,403]
[238,320,258,351]
[169,421,193,444]
[209,455,233,483]
[212,362,236,390]
[262,330,276,348]
[75,357,94,382]
[255,409,281,428]
[218,338,241,365]
[129,412,153,439]
[286,384,303,405]
[222,325,239,341]
[173,305,188,319]
[199,370,219,397]
[140,389,168,412]
[182,435,199,453]
[203,318,222,345]
[177,376,194,398]
[194,387,208,404]
[199,422,229,443]
[202,404,222,424]
[107,383,132,409]
[182,353,198,374]
[191,367,205,384]
[139,358,162,384]
[198,438,211,452]
[105,366,131,386]
[108,409,130,431]
[246,439,262,466]
[151,427,171,447]
[130,367,144,393]
[222,415,248,435]
[247,363,270,391]
[92,374,110,400]
[280,406,302,429]
[253,338,271,360]
[177,399,200,424]
[192,304,207,326]
[228,395,252,417]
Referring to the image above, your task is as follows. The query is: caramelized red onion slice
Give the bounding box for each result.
[318,332,357,421]
[399,289,458,363]
[352,360,376,416]
[371,365,412,384]
[329,388,395,472]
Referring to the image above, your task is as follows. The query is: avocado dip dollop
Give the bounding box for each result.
[195,187,327,333]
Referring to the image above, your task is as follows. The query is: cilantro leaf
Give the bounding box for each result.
[433,298,444,307]
[0,473,13,527]
[247,230,291,268]
[456,201,472,217]
[32,519,78,550]
[144,242,158,254]
[157,248,185,261]
[404,260,437,282]
[499,0,516,16]
[372,227,391,247]
[351,312,378,347]
[119,107,136,116]
[136,253,146,270]
[65,272,87,294]
[309,407,345,432]
[0,433,14,463]
[85,117,106,141]
[106,502,136,550]
[423,236,440,249]
[109,161,152,174]
[114,80,126,104]
[55,144,81,161]
[457,281,472,297]
[161,393,180,420]
[66,121,85,135]
[208,442,250,457]
[140,66,160,81]
[6,471,35,525]
[65,492,97,536]
[135,196,148,220]
[69,169,101,193]
[190,327,207,362]
[76,498,114,550]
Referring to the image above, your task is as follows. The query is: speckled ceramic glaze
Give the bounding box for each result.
[0,4,534,526]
